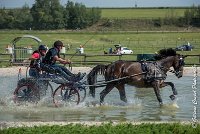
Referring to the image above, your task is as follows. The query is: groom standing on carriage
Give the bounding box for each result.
[29,45,47,77]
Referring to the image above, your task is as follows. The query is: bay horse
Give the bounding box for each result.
[87,48,186,105]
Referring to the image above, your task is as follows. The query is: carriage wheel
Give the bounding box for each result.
[13,83,40,104]
[53,85,80,107]
[36,80,54,97]
[47,82,54,97]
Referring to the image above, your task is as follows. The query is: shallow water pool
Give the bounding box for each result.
[0,74,199,122]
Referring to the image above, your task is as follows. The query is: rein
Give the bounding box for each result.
[159,64,176,74]
[84,72,146,87]
[158,63,182,76]
[156,56,180,76]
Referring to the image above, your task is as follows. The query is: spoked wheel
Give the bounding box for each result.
[36,80,54,97]
[13,84,40,104]
[53,85,80,107]
[47,82,54,97]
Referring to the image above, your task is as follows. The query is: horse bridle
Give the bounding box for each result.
[157,56,185,76]
[173,56,185,76]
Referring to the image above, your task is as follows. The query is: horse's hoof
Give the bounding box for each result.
[169,95,176,100]
[100,102,103,106]
[173,90,178,95]
[159,102,163,107]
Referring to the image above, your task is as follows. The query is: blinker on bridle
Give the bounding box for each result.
[174,57,185,76]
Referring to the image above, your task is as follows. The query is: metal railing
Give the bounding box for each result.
[0,53,200,66]
[60,53,200,66]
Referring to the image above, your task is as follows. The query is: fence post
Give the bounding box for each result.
[199,55,200,64]
[84,55,86,63]
[10,54,12,66]
[119,54,122,60]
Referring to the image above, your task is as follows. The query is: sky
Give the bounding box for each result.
[0,0,200,8]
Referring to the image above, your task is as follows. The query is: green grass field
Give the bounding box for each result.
[1,123,200,134]
[101,8,186,19]
[0,31,199,66]
[0,31,199,53]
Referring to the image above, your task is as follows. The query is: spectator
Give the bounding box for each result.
[79,45,84,54]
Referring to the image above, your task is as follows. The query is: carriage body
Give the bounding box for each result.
[13,67,86,106]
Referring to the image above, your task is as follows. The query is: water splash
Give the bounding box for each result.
[162,100,179,109]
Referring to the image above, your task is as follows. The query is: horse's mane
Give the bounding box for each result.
[154,48,177,60]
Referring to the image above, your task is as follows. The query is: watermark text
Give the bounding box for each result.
[192,65,198,128]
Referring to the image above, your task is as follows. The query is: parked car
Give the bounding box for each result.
[114,44,133,54]
[175,42,194,51]
[119,47,133,54]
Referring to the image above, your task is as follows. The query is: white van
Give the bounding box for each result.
[119,47,133,54]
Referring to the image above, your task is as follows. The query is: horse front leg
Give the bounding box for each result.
[161,82,177,101]
[100,83,114,105]
[116,84,127,103]
[89,86,95,98]
[152,81,163,105]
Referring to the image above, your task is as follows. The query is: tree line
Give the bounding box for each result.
[154,5,200,27]
[0,1,199,30]
[0,0,101,30]
[182,5,200,27]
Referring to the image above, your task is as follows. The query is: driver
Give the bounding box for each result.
[42,40,86,82]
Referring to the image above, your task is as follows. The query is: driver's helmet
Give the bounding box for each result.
[38,45,47,51]
[54,40,64,48]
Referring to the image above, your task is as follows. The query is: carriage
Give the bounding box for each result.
[13,48,186,106]
[13,66,87,107]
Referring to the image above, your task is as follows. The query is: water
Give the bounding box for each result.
[0,74,199,122]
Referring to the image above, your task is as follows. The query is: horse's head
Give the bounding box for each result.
[172,54,186,78]
[155,48,186,78]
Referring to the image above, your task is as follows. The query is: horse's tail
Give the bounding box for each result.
[87,64,107,98]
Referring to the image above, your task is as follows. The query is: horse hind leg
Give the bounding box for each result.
[116,84,127,103]
[152,81,163,105]
[100,83,114,105]
[88,74,97,98]
[89,87,96,98]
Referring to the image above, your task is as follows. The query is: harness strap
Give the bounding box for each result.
[83,72,146,87]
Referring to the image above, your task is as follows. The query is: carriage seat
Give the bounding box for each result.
[39,71,67,84]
